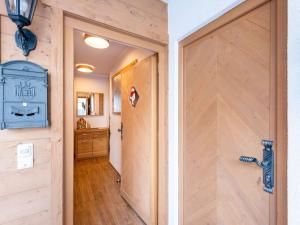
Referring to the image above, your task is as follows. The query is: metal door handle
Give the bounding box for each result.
[239,140,274,193]
[239,156,265,168]
[118,122,123,140]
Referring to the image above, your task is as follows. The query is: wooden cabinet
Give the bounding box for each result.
[75,128,109,159]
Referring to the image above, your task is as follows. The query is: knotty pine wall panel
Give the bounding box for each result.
[0,2,53,225]
[41,0,168,44]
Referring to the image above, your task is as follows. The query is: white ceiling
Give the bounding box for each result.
[74,30,134,77]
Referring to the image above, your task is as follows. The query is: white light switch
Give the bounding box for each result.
[17,143,33,170]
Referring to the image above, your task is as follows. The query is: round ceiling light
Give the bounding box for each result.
[76,64,95,73]
[84,34,110,49]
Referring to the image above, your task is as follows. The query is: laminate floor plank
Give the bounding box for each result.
[74,157,145,225]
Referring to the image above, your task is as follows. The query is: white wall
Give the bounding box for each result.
[109,48,154,174]
[288,0,300,224]
[74,75,109,128]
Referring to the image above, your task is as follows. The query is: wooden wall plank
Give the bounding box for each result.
[0,187,51,224]
[1,15,51,43]
[2,211,51,225]
[0,129,50,142]
[0,2,53,225]
[1,33,51,67]
[0,139,51,172]
[0,163,51,197]
[41,0,168,44]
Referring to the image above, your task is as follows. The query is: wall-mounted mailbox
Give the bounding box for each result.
[0,60,48,130]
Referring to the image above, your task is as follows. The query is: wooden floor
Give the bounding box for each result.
[74,157,145,225]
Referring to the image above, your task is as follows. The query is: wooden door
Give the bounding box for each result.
[121,55,158,225]
[181,2,276,225]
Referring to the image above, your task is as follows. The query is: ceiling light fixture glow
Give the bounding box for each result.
[76,64,95,73]
[84,34,110,49]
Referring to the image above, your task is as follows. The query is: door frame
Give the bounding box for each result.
[178,0,287,224]
[64,16,168,225]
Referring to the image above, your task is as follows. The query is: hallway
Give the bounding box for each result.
[74,157,145,225]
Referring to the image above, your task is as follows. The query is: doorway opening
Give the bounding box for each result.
[64,16,168,225]
[74,29,156,224]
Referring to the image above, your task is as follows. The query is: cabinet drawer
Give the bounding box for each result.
[93,131,107,139]
[93,138,108,156]
[77,140,93,153]
[93,139,108,148]
[77,133,92,141]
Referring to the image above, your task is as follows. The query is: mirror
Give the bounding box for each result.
[77,92,104,116]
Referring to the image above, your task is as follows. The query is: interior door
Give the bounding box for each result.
[121,55,158,225]
[181,2,275,225]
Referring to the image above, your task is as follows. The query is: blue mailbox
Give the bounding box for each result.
[0,60,48,130]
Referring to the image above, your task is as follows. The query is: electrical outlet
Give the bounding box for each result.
[17,143,33,170]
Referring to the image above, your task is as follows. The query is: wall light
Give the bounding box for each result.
[76,64,95,73]
[84,34,110,49]
[5,0,38,56]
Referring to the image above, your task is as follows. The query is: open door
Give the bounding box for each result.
[179,1,286,225]
[120,55,158,225]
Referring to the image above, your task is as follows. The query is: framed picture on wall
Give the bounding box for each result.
[112,73,121,114]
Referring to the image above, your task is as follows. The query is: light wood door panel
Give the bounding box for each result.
[121,55,158,225]
[182,2,272,225]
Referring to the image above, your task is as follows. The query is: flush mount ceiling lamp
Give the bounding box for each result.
[5,0,38,56]
[76,64,95,73]
[84,34,110,49]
